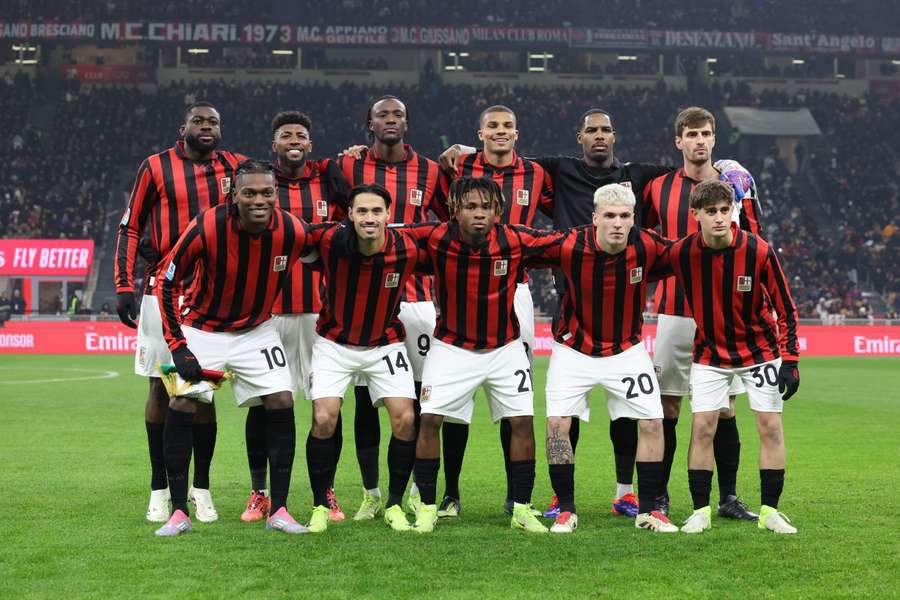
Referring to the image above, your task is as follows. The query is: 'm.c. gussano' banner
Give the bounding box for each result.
[0,21,896,56]
[0,239,94,277]
[1,321,897,356]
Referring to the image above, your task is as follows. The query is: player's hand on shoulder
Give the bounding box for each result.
[439,144,466,175]
[777,360,799,401]
[172,345,204,383]
[339,144,368,159]
[116,291,138,329]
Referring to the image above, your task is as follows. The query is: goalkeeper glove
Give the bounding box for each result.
[777,361,800,401]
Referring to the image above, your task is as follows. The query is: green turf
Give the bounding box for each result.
[0,355,898,599]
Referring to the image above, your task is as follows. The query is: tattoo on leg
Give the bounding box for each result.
[547,424,574,465]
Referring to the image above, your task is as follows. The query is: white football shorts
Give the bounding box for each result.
[309,336,416,405]
[398,301,437,380]
[173,318,293,407]
[546,342,664,422]
[514,282,535,365]
[690,359,784,414]
[419,338,534,425]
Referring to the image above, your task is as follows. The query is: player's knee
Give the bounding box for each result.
[262,391,293,411]
[312,404,339,437]
[391,405,416,439]
[661,395,681,418]
[756,413,783,446]
[508,416,534,438]
[691,415,717,442]
[419,413,443,433]
[546,416,571,436]
[638,418,662,438]
[169,396,198,413]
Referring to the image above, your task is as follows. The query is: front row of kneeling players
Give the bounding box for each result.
[154,161,800,537]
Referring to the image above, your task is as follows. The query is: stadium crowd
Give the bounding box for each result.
[7,0,895,33]
[0,71,896,317]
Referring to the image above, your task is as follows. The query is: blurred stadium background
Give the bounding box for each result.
[0,0,897,356]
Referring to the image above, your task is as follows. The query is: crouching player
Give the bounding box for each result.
[408,177,563,534]
[303,183,420,533]
[153,159,312,537]
[534,184,678,533]
[666,180,800,535]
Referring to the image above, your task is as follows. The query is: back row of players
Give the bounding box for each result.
[115,97,800,536]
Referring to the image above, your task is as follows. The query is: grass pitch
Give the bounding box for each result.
[0,355,897,599]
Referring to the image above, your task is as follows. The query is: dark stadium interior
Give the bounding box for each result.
[0,1,897,321]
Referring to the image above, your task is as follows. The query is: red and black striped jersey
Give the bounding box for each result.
[406,222,562,350]
[307,222,425,347]
[664,223,799,368]
[532,226,671,357]
[115,141,245,293]
[156,203,308,351]
[272,159,349,315]
[642,167,763,316]
[339,144,448,303]
[454,151,554,227]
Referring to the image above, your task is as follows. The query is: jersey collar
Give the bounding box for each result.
[369,143,412,163]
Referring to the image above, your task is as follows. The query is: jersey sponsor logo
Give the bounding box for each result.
[220,176,231,195]
[273,255,288,272]
[420,384,432,402]
[165,261,176,281]
[409,188,423,206]
[493,259,508,276]
[316,200,328,217]
[630,266,643,284]
[516,189,530,206]
[120,207,131,226]
[384,272,400,288]
[138,345,147,367]
[737,275,753,292]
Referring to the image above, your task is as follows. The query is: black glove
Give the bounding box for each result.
[116,292,138,329]
[777,361,799,401]
[172,345,203,383]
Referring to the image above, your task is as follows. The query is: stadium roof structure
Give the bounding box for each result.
[723,107,822,136]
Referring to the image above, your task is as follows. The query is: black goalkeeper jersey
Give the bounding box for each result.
[533,155,673,230]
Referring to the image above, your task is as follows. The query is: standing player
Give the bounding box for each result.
[115,101,243,524]
[663,180,799,534]
[532,183,678,534]
[440,108,673,518]
[153,159,311,537]
[438,105,554,518]
[408,177,562,534]
[240,111,349,524]
[303,184,421,533]
[337,96,448,521]
[643,107,763,519]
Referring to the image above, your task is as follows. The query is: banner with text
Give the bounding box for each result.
[1,321,897,356]
[0,239,94,277]
[0,22,897,56]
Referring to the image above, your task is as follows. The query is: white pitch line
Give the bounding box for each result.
[0,367,121,384]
